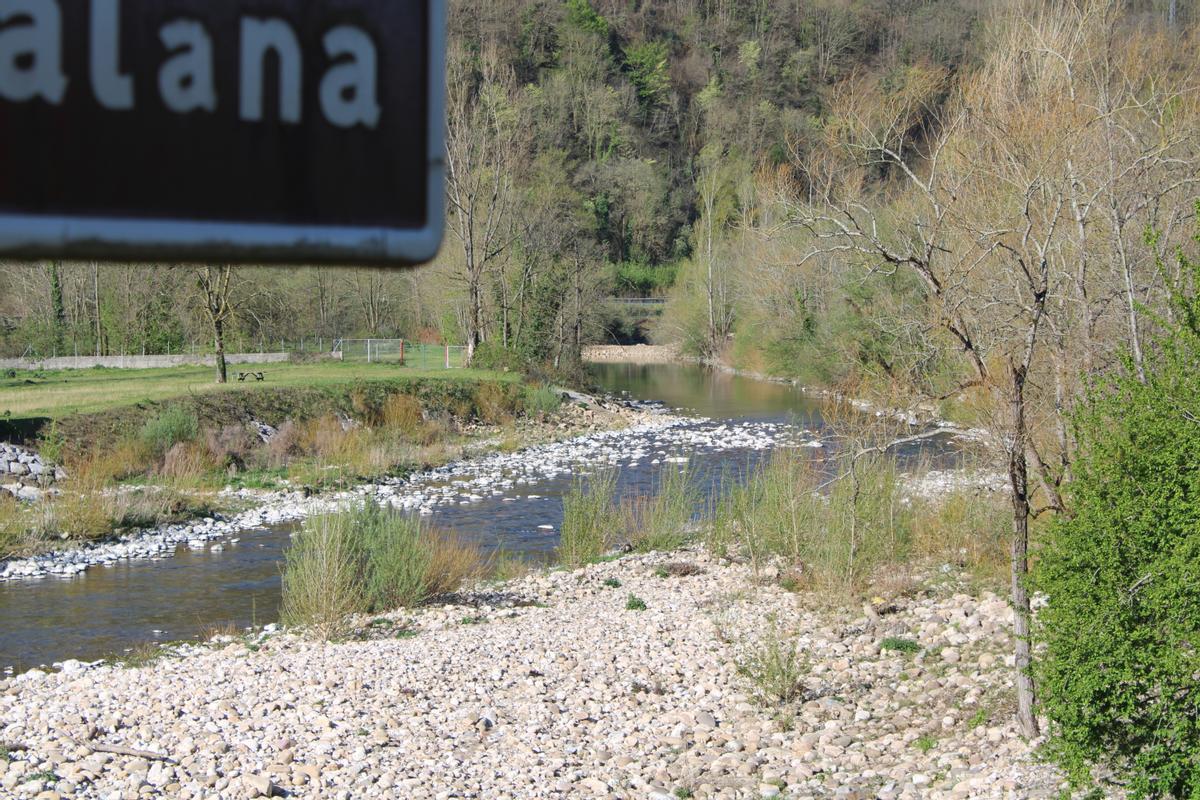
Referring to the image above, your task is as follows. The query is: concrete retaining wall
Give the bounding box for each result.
[0,352,296,371]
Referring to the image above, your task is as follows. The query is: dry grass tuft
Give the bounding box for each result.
[474,383,520,425]
[0,493,38,557]
[423,531,488,597]
[203,425,258,471]
[68,439,148,484]
[381,394,425,436]
[910,489,1010,583]
[161,442,219,483]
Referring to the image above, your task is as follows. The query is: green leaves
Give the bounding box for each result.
[1038,241,1200,797]
[624,40,671,108]
[564,0,609,39]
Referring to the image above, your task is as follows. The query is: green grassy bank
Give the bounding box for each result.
[0,363,563,559]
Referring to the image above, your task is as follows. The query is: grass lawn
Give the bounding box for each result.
[0,361,516,421]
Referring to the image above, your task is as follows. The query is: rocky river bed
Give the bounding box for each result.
[0,548,1072,800]
[0,404,815,584]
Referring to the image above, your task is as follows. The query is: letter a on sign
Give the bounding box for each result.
[0,0,446,266]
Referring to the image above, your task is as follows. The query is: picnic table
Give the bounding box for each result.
[237,372,266,382]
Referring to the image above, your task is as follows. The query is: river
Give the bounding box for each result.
[0,364,956,673]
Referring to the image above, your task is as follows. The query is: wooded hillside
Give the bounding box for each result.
[0,0,1190,372]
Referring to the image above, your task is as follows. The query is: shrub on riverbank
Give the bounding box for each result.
[281,503,487,637]
[280,512,367,640]
[1037,261,1200,797]
[525,386,563,418]
[626,464,700,553]
[140,407,200,457]
[709,450,911,595]
[559,469,622,567]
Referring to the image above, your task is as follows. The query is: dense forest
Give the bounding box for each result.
[4,0,1188,370]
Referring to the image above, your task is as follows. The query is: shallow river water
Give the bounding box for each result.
[0,364,954,673]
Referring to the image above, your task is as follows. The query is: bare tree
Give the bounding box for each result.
[195,266,236,384]
[695,152,738,359]
[445,42,525,364]
[785,1,1200,738]
[349,270,392,336]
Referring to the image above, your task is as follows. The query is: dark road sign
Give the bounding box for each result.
[0,0,446,265]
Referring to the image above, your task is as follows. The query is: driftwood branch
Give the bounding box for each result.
[60,728,177,764]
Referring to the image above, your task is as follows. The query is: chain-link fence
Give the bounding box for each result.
[331,339,467,368]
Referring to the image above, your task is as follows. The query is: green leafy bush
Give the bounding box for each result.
[625,41,671,107]
[1037,251,1200,797]
[880,637,921,655]
[139,406,199,456]
[613,261,678,295]
[565,0,609,38]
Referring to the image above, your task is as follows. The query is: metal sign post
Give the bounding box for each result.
[0,0,446,266]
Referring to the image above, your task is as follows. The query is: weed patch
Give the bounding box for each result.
[626,463,700,553]
[140,406,199,457]
[881,637,921,655]
[736,620,810,706]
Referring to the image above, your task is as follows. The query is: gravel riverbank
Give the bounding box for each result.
[0,402,702,583]
[0,550,1071,799]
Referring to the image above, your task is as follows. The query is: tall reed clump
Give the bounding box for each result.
[626,463,701,553]
[558,469,622,567]
[525,386,563,418]
[280,502,486,638]
[280,511,367,640]
[708,451,820,566]
[910,489,1010,582]
[710,450,911,596]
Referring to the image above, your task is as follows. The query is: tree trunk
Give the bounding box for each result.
[49,262,65,356]
[213,317,228,384]
[463,275,485,366]
[92,263,103,357]
[1008,365,1040,739]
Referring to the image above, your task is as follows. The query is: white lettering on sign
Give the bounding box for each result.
[0,0,68,103]
[158,20,216,113]
[239,17,301,124]
[89,0,131,109]
[320,25,380,129]
[0,0,382,129]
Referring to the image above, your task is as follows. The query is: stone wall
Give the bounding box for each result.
[582,344,682,365]
[0,352,297,372]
